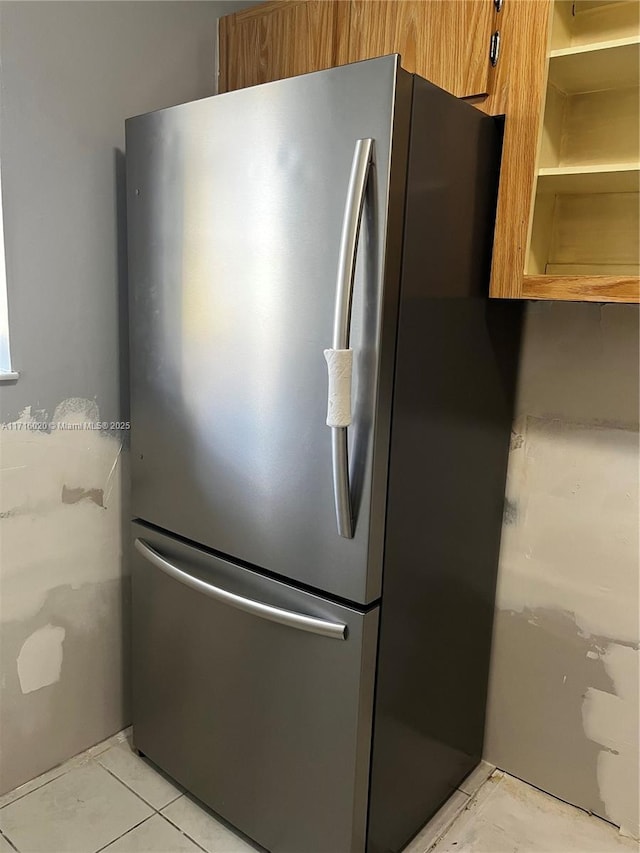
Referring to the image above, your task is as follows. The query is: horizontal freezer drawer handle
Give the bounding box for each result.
[134,539,347,640]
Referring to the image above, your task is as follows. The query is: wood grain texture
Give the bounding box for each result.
[523,274,640,302]
[342,0,494,98]
[478,0,554,298]
[218,1,340,93]
[218,0,639,303]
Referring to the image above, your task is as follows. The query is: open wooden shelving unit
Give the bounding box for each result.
[523,0,640,302]
[217,0,638,302]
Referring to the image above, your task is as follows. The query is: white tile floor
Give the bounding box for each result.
[0,731,636,853]
[0,731,259,853]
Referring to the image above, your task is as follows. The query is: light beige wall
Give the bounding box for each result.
[0,0,250,796]
[0,402,128,792]
[486,302,640,839]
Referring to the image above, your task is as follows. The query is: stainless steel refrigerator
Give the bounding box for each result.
[126,55,520,853]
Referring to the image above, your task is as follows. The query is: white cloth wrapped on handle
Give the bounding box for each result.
[323,349,353,428]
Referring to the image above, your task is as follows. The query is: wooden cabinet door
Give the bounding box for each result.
[341,0,495,98]
[219,1,343,93]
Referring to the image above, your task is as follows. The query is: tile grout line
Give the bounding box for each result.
[93,759,183,813]
[423,772,503,853]
[422,793,471,853]
[95,745,262,852]
[0,828,19,853]
[154,812,211,853]
[162,799,266,853]
[0,729,215,853]
[457,761,496,798]
[424,767,502,853]
[0,767,70,812]
[92,815,153,853]
[0,729,130,813]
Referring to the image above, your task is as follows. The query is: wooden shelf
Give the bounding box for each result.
[523,274,640,302]
[524,0,640,301]
[549,37,640,92]
[537,163,640,193]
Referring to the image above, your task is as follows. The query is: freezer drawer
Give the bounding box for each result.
[131,523,379,853]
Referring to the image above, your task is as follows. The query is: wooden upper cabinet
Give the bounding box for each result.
[521,0,640,302]
[219,0,494,98]
[484,0,640,302]
[340,1,495,99]
[218,1,343,93]
[218,0,639,302]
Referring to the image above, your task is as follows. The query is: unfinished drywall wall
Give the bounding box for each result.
[0,0,251,796]
[486,302,640,839]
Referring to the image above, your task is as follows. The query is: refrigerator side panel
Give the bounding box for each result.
[364,65,413,602]
[126,56,411,605]
[367,82,522,852]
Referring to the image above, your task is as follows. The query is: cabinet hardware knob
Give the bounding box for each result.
[490,30,501,66]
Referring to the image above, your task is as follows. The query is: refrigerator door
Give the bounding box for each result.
[131,522,379,853]
[126,56,412,604]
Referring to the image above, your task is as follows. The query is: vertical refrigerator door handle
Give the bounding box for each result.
[324,138,374,540]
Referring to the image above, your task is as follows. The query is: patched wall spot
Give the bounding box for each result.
[503,498,518,525]
[16,625,66,694]
[61,485,104,508]
[510,431,525,450]
[486,607,616,820]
